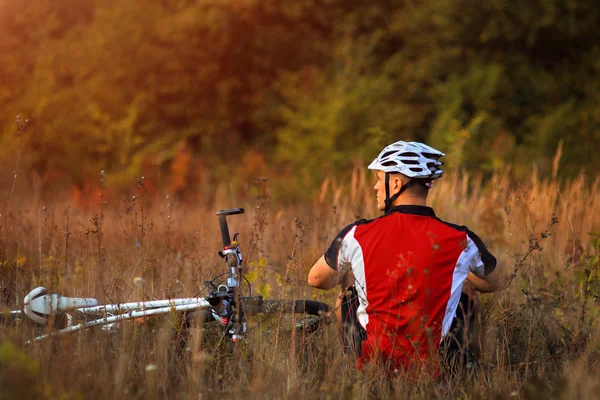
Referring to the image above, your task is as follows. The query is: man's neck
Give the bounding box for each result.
[393,196,427,207]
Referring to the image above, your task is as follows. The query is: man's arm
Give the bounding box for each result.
[467,260,507,293]
[308,256,344,290]
[310,222,361,290]
[464,229,508,293]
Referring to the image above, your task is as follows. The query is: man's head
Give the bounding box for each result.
[368,141,445,212]
[373,170,430,211]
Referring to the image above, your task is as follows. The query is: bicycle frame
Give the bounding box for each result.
[29,302,210,342]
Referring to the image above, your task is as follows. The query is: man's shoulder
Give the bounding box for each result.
[432,217,470,234]
[333,216,381,239]
[433,216,497,273]
[324,217,379,269]
[432,216,485,245]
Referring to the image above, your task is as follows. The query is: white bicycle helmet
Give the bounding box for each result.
[367,141,444,179]
[368,141,445,212]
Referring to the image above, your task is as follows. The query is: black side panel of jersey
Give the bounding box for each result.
[466,229,497,275]
[324,219,369,270]
[436,220,497,276]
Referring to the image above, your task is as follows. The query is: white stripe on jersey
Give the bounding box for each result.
[441,235,481,337]
[338,226,369,330]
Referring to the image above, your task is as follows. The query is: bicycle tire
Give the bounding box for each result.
[243,297,329,334]
[195,296,329,333]
[242,297,328,316]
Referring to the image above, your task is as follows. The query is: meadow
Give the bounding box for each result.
[1,165,599,399]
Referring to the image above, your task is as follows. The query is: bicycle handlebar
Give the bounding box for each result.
[216,208,244,217]
[216,208,244,247]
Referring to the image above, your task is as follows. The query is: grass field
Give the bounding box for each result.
[1,167,599,399]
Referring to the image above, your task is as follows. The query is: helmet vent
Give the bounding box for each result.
[400,159,420,165]
[381,161,397,167]
[422,152,441,159]
[381,151,396,159]
[399,152,420,158]
[409,167,423,173]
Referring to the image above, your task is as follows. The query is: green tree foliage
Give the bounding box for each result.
[278,0,600,181]
[0,0,597,196]
[275,2,432,188]
[394,0,600,177]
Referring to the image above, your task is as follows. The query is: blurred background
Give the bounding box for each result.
[0,0,598,206]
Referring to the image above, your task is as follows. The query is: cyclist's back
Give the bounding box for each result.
[326,204,494,372]
[308,140,506,376]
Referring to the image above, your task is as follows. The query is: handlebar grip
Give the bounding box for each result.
[218,215,231,247]
[216,208,244,216]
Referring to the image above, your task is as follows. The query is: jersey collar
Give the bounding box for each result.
[386,205,436,217]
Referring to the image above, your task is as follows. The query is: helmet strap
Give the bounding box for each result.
[384,172,391,209]
[384,174,420,213]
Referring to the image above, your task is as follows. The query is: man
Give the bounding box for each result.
[308,141,506,375]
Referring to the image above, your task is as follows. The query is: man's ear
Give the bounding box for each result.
[392,175,403,192]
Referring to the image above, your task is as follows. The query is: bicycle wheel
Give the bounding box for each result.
[242,296,329,333]
[243,296,329,333]
[195,296,329,333]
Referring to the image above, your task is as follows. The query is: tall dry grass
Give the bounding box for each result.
[1,165,599,399]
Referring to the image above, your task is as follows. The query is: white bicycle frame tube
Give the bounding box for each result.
[79,297,207,314]
[29,300,211,343]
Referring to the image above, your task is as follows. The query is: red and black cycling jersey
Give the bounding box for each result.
[324,205,496,373]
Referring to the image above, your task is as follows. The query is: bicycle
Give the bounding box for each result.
[1,208,330,344]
